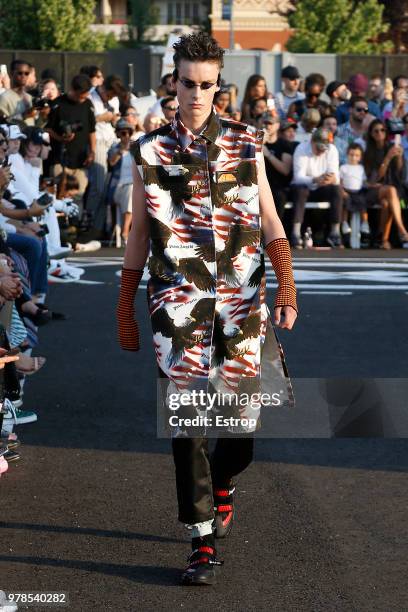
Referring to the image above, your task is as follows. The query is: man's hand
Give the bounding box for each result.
[0,274,23,299]
[84,151,95,167]
[387,145,404,159]
[274,305,297,330]
[29,202,46,217]
[62,133,75,143]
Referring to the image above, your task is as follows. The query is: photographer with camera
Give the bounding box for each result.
[46,75,96,213]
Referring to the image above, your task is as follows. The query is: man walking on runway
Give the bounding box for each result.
[117,32,298,585]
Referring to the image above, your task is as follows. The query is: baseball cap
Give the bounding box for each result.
[0,124,27,140]
[311,127,333,151]
[347,73,369,95]
[280,118,298,131]
[115,118,134,132]
[326,80,346,98]
[281,65,300,80]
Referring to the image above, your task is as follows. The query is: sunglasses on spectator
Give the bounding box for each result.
[355,107,369,113]
[179,78,218,90]
[163,105,177,111]
[16,71,30,76]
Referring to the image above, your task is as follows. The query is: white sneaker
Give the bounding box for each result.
[341,221,351,235]
[48,260,84,282]
[75,240,101,253]
[48,246,73,259]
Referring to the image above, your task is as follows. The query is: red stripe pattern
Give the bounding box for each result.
[265,238,298,313]
[116,268,144,351]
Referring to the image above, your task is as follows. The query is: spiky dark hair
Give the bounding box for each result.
[173,32,224,71]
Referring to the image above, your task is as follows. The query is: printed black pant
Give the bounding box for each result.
[291,184,343,225]
[172,434,254,524]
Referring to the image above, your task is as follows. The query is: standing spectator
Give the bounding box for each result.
[80,65,104,89]
[26,65,38,97]
[363,119,408,249]
[248,97,268,128]
[382,77,408,121]
[295,108,321,145]
[369,75,387,111]
[340,143,370,247]
[160,96,178,124]
[121,105,145,140]
[240,74,267,123]
[262,111,296,219]
[0,60,36,126]
[0,68,10,96]
[143,113,165,133]
[213,89,231,117]
[325,81,350,112]
[336,73,381,125]
[322,114,338,137]
[226,83,241,120]
[149,73,178,118]
[287,74,329,123]
[107,119,134,245]
[87,77,121,236]
[46,74,96,215]
[275,66,305,120]
[291,128,343,248]
[336,96,369,164]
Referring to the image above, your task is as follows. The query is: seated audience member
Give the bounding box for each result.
[143,113,165,134]
[214,89,232,118]
[0,60,36,126]
[107,119,134,245]
[240,74,267,123]
[322,114,338,136]
[248,97,268,128]
[275,66,305,120]
[336,73,381,125]
[291,127,343,249]
[80,65,104,89]
[280,119,298,143]
[369,75,387,111]
[160,96,178,124]
[326,81,351,112]
[336,96,369,164]
[287,73,329,123]
[226,83,241,121]
[382,76,408,121]
[340,143,371,247]
[121,105,145,140]
[295,108,321,145]
[363,119,408,249]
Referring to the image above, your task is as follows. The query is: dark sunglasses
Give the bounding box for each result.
[164,105,177,110]
[355,107,369,113]
[16,71,30,76]
[179,78,217,90]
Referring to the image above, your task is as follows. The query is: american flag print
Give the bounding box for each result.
[131,110,294,433]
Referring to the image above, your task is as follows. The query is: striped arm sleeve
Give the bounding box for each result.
[265,238,298,313]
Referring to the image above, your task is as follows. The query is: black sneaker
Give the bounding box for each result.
[290,234,303,249]
[326,233,344,249]
[213,484,235,538]
[360,231,371,249]
[181,537,223,586]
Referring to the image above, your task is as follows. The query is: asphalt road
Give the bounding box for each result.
[1,248,407,611]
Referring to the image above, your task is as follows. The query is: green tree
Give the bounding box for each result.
[287,0,391,53]
[128,0,159,45]
[0,0,116,51]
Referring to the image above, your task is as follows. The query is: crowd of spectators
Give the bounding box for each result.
[1,56,408,472]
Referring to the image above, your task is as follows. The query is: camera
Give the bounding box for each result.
[386,117,405,136]
[0,157,15,182]
[36,224,49,237]
[59,120,83,137]
[32,97,50,110]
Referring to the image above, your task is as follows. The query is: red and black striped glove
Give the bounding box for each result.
[116,268,144,351]
[265,238,298,313]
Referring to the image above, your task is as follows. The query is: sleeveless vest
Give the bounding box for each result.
[131,111,294,434]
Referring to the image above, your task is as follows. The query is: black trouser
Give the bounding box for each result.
[291,184,343,225]
[271,188,288,220]
[172,434,254,524]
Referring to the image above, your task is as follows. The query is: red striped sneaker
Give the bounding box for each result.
[181,537,223,586]
[213,483,235,539]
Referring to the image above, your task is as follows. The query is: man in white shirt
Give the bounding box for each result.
[87,77,120,236]
[291,127,344,248]
[275,66,305,120]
